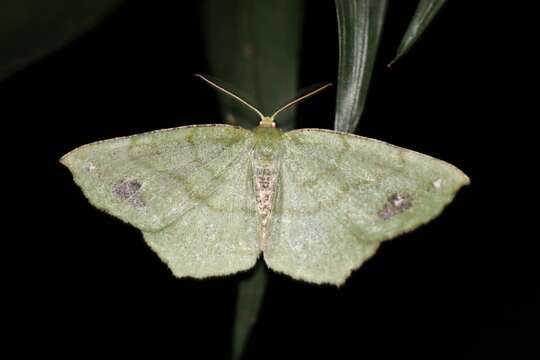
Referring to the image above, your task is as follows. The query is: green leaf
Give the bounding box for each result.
[232,261,267,360]
[203,0,303,130]
[334,0,388,133]
[203,1,302,358]
[389,0,447,65]
[0,0,124,81]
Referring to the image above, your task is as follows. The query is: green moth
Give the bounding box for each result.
[61,75,469,285]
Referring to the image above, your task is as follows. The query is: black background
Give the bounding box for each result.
[3,1,537,359]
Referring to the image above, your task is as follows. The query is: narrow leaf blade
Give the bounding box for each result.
[204,0,303,130]
[0,0,124,81]
[390,0,447,65]
[232,261,267,360]
[334,0,388,133]
[204,1,303,359]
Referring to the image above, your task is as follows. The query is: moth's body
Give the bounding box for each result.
[60,75,469,285]
[252,123,284,248]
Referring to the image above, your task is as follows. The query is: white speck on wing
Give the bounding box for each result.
[86,162,97,172]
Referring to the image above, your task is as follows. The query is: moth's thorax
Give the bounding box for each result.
[252,125,284,161]
[252,125,283,248]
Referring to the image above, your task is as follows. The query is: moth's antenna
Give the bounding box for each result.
[270,83,333,120]
[195,74,265,122]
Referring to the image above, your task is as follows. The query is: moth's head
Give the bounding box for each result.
[195,74,331,129]
[259,116,277,128]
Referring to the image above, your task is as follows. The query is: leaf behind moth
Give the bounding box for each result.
[389,0,447,65]
[203,1,303,359]
[203,0,303,130]
[334,0,388,133]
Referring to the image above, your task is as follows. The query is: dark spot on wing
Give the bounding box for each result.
[378,193,413,220]
[113,179,145,208]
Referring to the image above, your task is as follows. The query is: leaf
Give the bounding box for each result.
[203,1,303,358]
[0,0,124,81]
[203,0,303,130]
[389,0,447,65]
[334,0,388,133]
[232,261,267,360]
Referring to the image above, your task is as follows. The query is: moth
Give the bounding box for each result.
[61,75,469,285]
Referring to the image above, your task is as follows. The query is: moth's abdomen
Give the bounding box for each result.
[252,126,284,248]
[254,163,279,248]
